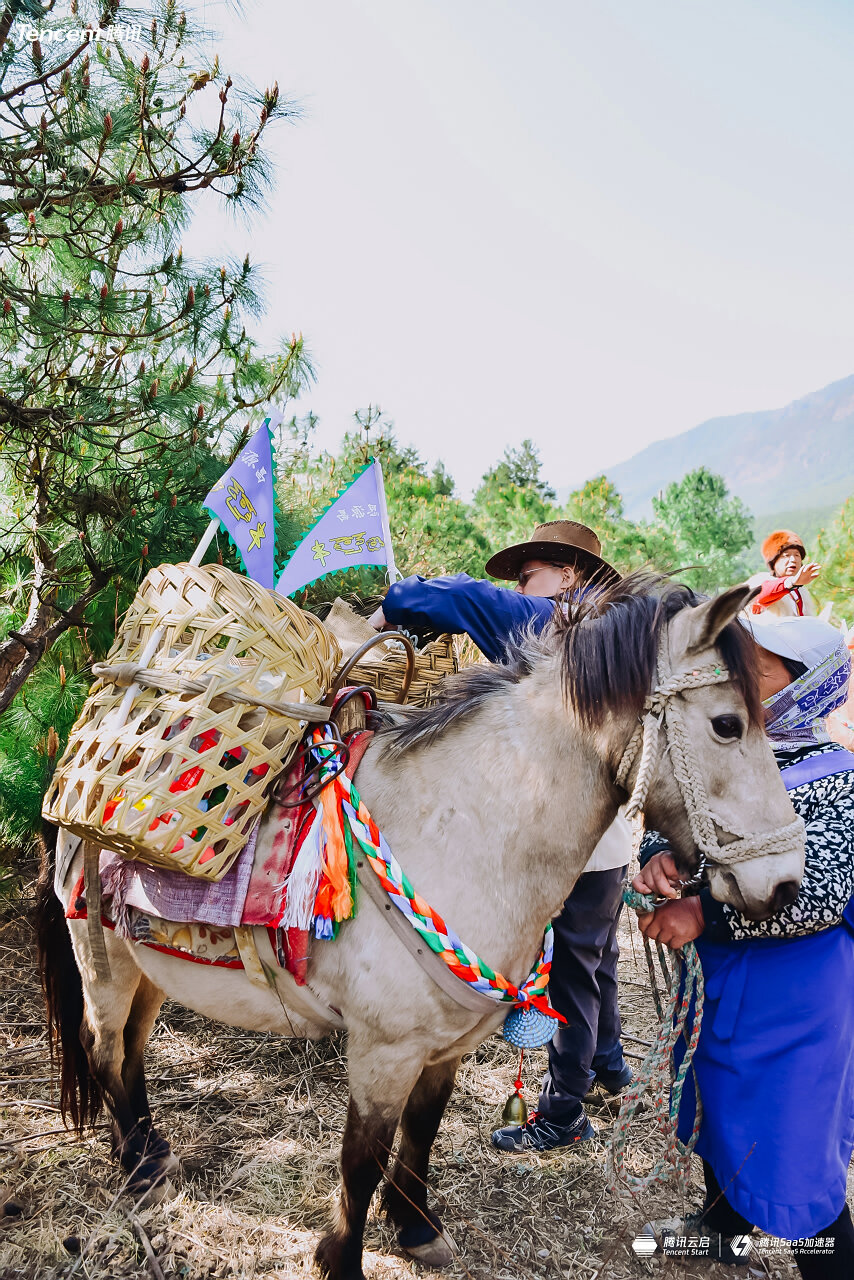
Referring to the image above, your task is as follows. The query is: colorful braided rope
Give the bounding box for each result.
[309,727,563,1022]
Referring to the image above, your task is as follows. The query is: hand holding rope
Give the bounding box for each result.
[605,886,705,1199]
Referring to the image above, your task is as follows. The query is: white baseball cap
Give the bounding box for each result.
[740,612,848,668]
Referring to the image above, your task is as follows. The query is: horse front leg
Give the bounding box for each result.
[383,1057,460,1267]
[316,1044,424,1280]
[315,1096,398,1280]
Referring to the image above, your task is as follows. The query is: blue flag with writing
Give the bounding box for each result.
[202,418,278,589]
[277,459,399,597]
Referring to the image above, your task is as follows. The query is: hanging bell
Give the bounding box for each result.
[501,1089,528,1126]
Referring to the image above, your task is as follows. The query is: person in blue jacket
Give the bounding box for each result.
[634,615,854,1276]
[370,520,635,1151]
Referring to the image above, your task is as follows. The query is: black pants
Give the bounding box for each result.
[702,1162,854,1279]
[537,866,628,1121]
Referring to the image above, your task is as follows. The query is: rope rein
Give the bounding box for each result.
[606,888,704,1199]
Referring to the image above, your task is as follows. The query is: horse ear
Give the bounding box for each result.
[685,581,760,653]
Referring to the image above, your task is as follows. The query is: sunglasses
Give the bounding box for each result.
[517,564,576,589]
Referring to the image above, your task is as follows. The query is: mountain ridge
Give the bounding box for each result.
[604,374,854,523]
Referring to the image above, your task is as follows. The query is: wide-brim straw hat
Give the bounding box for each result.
[484,520,620,585]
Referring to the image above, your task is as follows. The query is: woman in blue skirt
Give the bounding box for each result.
[634,614,854,1277]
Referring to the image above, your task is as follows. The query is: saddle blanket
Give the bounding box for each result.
[98,741,321,926]
[67,858,312,981]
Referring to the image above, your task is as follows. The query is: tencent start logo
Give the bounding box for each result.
[631,1235,658,1256]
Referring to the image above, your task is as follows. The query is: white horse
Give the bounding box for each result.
[37,577,804,1280]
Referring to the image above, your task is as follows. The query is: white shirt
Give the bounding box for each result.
[585,810,632,872]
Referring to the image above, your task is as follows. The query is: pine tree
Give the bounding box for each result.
[0,0,312,714]
[815,495,854,618]
[652,467,754,592]
[471,438,557,550]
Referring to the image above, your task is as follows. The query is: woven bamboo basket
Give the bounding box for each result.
[43,563,340,881]
[347,632,476,706]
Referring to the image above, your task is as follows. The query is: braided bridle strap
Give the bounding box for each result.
[615,630,805,867]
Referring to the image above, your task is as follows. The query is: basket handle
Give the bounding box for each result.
[327,631,415,705]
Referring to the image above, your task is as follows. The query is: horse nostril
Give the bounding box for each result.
[770,880,800,914]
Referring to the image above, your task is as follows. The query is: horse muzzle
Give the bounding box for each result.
[705,845,805,921]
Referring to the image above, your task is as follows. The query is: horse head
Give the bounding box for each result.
[561,575,804,920]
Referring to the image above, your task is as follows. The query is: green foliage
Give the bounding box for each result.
[470,438,556,552]
[564,476,678,575]
[477,439,557,502]
[652,467,754,592]
[0,648,90,854]
[814,496,854,620]
[0,0,311,689]
[0,1,311,865]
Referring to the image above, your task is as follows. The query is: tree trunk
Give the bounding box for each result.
[0,561,109,715]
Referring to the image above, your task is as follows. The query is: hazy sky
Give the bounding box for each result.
[190,0,854,495]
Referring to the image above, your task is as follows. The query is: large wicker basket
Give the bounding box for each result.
[43,563,340,881]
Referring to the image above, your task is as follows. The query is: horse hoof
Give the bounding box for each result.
[131,1175,177,1207]
[145,1130,181,1177]
[159,1151,181,1177]
[314,1234,366,1280]
[403,1230,457,1268]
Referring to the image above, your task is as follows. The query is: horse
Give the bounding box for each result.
[36,575,805,1280]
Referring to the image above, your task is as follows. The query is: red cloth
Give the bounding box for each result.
[751,575,806,615]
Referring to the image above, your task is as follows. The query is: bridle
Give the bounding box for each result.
[615,627,805,868]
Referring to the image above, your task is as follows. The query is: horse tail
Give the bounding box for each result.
[35,821,103,1134]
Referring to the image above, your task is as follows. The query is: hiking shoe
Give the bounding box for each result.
[640,1213,754,1266]
[491,1109,596,1153]
[594,1063,634,1095]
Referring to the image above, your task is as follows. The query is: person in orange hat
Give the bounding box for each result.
[747,530,821,618]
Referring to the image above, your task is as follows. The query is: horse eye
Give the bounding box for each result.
[711,714,743,741]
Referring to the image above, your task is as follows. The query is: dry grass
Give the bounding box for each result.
[0,883,838,1280]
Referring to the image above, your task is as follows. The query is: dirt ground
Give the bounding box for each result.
[0,879,845,1280]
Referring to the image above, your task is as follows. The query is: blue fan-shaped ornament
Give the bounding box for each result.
[503,1005,557,1049]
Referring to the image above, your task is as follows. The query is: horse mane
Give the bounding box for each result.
[379,571,762,755]
[554,571,762,727]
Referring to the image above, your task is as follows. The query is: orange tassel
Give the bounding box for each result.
[320,781,353,921]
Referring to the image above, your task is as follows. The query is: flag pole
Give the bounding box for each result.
[373,458,401,583]
[188,516,221,568]
[110,517,221,730]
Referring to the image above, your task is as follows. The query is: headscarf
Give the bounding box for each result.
[763,639,851,748]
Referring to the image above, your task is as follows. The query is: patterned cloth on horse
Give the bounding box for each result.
[67,748,319,981]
